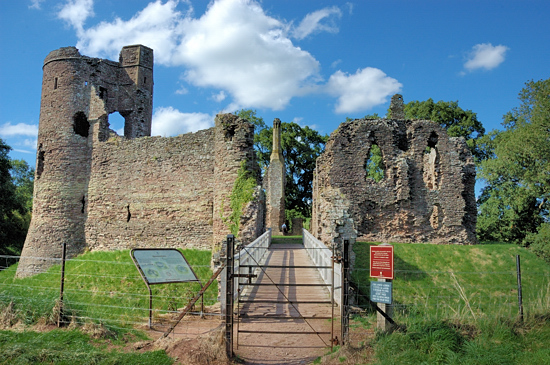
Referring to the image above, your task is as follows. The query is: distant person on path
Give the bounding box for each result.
[281,223,287,235]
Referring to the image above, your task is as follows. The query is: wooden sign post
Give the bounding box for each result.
[370,244,394,331]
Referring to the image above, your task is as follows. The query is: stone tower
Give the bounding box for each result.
[17,45,154,277]
[389,94,405,119]
[264,119,286,234]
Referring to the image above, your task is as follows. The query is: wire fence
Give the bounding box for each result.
[2,247,550,348]
[0,253,222,335]
[343,265,550,346]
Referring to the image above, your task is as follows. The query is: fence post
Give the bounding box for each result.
[57,242,66,327]
[516,255,524,323]
[341,239,350,345]
[225,235,235,358]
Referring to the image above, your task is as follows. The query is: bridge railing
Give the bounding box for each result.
[303,229,341,306]
[233,229,272,300]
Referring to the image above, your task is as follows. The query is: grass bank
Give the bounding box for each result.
[351,242,550,321]
[0,249,215,328]
[0,329,173,364]
[319,241,550,364]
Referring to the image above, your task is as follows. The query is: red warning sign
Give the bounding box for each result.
[370,245,394,280]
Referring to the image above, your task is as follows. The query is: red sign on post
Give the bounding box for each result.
[370,245,394,280]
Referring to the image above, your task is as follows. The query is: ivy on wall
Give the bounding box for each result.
[223,161,257,236]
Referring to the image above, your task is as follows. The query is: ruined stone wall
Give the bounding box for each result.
[264,119,286,234]
[212,114,262,250]
[18,45,154,277]
[85,130,215,251]
[16,46,262,277]
[311,118,477,247]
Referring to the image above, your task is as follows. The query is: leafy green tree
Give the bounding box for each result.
[0,140,21,254]
[0,139,34,255]
[477,78,550,249]
[366,144,384,182]
[236,110,328,218]
[345,113,381,122]
[235,109,270,170]
[403,99,486,161]
[10,159,34,212]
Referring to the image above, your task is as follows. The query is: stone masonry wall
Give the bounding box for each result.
[16,45,262,277]
[311,117,477,248]
[264,119,285,234]
[85,130,215,251]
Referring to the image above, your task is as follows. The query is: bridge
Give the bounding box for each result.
[223,229,349,364]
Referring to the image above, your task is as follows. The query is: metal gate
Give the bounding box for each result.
[224,234,351,357]
[233,240,338,353]
[235,244,334,348]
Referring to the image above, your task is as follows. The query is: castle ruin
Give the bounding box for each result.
[311,95,477,248]
[263,119,286,234]
[16,46,263,277]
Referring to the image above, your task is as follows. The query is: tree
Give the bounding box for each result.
[403,99,486,161]
[477,78,550,253]
[235,109,270,170]
[10,159,34,212]
[236,110,328,218]
[0,139,20,254]
[0,139,34,255]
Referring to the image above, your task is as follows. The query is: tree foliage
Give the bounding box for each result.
[236,110,328,218]
[477,78,550,250]
[0,139,34,255]
[403,99,486,161]
[366,144,384,182]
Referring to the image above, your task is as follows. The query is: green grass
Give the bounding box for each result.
[0,329,173,364]
[351,242,550,322]
[370,317,550,365]
[0,249,215,329]
[271,235,302,244]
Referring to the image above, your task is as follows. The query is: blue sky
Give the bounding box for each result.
[1,0,549,171]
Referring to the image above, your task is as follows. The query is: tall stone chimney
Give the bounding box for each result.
[264,119,286,233]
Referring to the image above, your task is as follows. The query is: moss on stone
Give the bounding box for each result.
[225,161,257,236]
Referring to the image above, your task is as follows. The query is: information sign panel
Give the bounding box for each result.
[131,249,199,285]
[370,281,392,304]
[370,245,394,279]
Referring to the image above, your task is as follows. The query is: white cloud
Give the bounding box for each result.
[345,2,354,15]
[74,0,183,65]
[152,106,213,136]
[174,0,320,110]
[58,0,94,34]
[68,0,320,110]
[29,0,45,10]
[291,6,342,40]
[13,149,36,155]
[63,0,398,113]
[175,85,189,95]
[0,122,39,137]
[327,68,402,114]
[212,91,227,102]
[22,138,38,148]
[464,43,509,72]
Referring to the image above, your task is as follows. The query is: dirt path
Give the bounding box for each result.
[234,237,340,365]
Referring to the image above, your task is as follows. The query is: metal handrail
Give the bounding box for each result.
[303,229,341,306]
[233,229,272,300]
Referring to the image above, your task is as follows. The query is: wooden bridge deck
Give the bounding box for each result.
[235,238,339,365]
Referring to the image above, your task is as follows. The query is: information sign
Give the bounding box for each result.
[370,245,394,279]
[131,248,199,285]
[370,281,393,304]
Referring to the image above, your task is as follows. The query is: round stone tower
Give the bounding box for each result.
[17,45,153,277]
